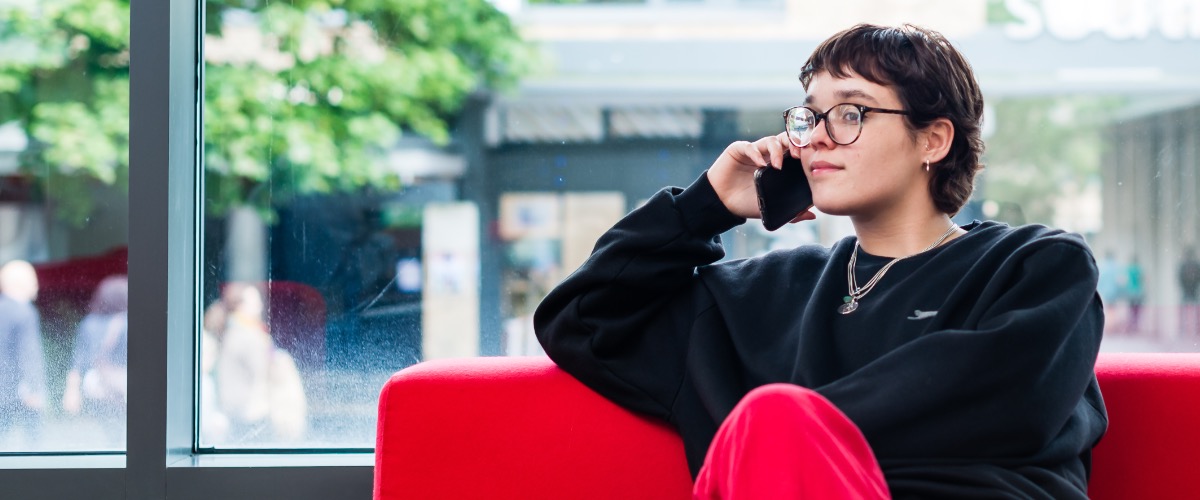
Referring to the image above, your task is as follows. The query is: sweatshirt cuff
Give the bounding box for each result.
[672,171,746,237]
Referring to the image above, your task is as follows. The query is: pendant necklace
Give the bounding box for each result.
[839,223,959,315]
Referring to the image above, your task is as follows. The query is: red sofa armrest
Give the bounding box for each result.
[1090,353,1200,500]
[374,356,693,500]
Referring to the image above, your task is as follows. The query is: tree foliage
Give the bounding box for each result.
[0,0,131,224]
[0,0,535,223]
[979,96,1125,226]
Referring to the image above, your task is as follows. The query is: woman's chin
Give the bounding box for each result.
[811,200,853,217]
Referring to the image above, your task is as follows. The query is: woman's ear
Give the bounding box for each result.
[922,117,954,164]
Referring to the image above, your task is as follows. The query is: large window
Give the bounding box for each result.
[2,0,1200,497]
[197,0,531,450]
[0,0,129,453]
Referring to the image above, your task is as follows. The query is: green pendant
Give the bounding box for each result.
[843,296,852,303]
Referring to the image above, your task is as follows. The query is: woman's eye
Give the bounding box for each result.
[838,109,862,124]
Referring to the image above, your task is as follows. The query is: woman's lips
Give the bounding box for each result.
[809,161,842,175]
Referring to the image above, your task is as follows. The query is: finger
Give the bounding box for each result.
[740,141,769,167]
[789,210,816,224]
[762,135,785,169]
[778,131,803,159]
[776,132,792,155]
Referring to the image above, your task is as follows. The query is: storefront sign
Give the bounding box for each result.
[1003,0,1200,40]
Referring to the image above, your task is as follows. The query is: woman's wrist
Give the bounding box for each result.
[674,172,746,237]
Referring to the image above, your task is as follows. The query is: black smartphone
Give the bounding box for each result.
[754,153,814,231]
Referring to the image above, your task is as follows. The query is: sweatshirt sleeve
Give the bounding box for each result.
[817,238,1106,461]
[533,172,745,419]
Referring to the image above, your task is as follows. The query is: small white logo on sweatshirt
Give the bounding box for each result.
[907,310,938,320]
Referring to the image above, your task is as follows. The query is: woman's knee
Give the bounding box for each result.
[739,381,825,405]
[735,383,831,418]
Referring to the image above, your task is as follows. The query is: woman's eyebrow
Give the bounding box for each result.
[804,89,880,107]
[835,89,879,104]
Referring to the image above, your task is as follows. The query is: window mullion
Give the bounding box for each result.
[127,0,200,497]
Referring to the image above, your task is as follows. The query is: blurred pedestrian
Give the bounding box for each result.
[61,275,128,448]
[199,319,230,444]
[0,260,46,446]
[1097,252,1121,306]
[1096,251,1124,332]
[1124,256,1145,334]
[207,282,307,443]
[1180,247,1200,337]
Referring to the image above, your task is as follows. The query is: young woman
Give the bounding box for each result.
[534,24,1106,499]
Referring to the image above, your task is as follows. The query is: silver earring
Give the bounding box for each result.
[923,160,930,172]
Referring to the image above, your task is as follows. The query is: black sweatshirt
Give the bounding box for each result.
[534,173,1108,499]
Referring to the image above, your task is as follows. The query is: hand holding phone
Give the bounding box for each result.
[754,153,814,231]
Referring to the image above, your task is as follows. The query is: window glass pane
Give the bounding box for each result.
[200,0,1200,451]
[0,0,129,452]
[199,0,531,448]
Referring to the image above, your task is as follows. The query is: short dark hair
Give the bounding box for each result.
[799,23,985,215]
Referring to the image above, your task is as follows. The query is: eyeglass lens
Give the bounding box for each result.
[786,104,863,147]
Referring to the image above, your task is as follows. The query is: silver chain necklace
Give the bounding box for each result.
[838,223,959,315]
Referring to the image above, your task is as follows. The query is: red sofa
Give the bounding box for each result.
[374,353,1200,499]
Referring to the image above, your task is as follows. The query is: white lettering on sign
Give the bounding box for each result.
[1004,0,1200,40]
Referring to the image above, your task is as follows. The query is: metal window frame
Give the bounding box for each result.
[0,0,373,497]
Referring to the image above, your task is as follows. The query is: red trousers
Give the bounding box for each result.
[693,383,891,499]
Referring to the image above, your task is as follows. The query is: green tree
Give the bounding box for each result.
[979,96,1125,226]
[0,0,536,224]
[0,0,131,224]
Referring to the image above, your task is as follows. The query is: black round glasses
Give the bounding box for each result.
[783,103,910,148]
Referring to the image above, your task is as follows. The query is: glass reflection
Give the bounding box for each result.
[0,261,46,448]
[1,0,130,452]
[61,275,128,449]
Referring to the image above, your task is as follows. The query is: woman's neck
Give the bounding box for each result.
[851,209,961,258]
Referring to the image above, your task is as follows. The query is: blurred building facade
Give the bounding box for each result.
[1099,101,1200,341]
[460,0,1200,352]
[16,0,1200,366]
